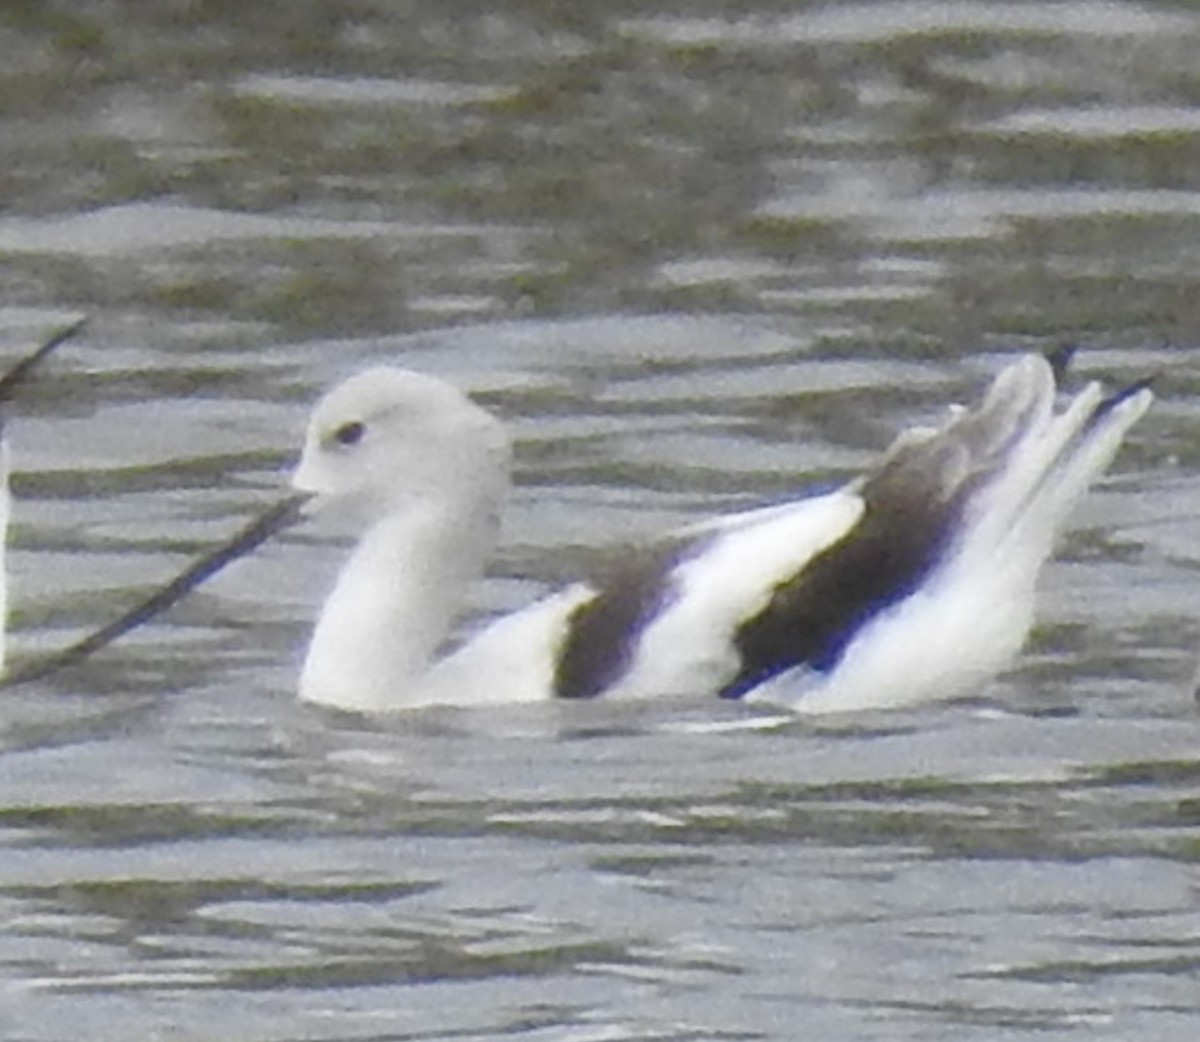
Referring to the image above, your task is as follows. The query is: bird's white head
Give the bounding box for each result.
[292,367,511,530]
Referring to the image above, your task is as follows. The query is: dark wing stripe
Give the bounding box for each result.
[1043,344,1076,385]
[552,543,689,699]
[718,440,970,699]
[1091,375,1154,423]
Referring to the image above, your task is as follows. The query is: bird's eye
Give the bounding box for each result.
[333,421,366,447]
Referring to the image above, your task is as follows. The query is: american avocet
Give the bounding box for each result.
[0,318,86,673]
[17,350,1151,711]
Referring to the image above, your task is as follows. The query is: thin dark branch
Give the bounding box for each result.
[5,493,308,687]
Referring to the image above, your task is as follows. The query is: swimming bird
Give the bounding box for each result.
[0,318,86,673]
[16,348,1152,712]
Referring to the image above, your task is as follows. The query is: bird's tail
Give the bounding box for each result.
[946,354,1152,571]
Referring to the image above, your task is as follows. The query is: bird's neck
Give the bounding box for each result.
[299,498,497,711]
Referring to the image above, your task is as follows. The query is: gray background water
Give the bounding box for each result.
[2,1,1200,1039]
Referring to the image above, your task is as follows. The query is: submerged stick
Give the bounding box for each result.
[4,492,309,687]
[0,317,87,404]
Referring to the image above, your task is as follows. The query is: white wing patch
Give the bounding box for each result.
[602,490,865,699]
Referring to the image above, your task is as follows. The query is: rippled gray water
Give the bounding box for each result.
[2,2,1200,1039]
